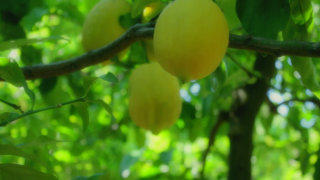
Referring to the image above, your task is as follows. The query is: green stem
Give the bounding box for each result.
[0,98,23,113]
[226,53,260,79]
[0,97,86,126]
[200,112,227,178]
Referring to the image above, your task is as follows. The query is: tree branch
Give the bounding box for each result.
[228,54,277,180]
[229,34,320,57]
[200,112,228,179]
[277,98,320,107]
[20,23,153,80]
[267,97,320,111]
[1,23,319,81]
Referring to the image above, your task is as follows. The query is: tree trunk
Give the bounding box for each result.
[228,54,276,180]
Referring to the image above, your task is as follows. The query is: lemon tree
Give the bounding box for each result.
[1,0,320,180]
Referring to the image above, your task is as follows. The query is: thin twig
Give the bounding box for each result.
[266,97,320,114]
[0,97,87,126]
[265,98,278,113]
[200,112,228,179]
[226,53,261,79]
[277,98,320,107]
[0,98,23,113]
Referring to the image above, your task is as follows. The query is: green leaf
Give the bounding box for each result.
[73,173,119,180]
[72,173,105,180]
[67,73,86,97]
[291,57,320,91]
[128,42,148,63]
[134,128,146,148]
[0,144,30,159]
[83,75,98,96]
[99,72,119,84]
[75,102,90,132]
[26,135,65,148]
[259,104,273,131]
[287,106,302,129]
[289,0,313,24]
[94,100,116,122]
[39,77,58,95]
[0,112,20,126]
[120,154,139,172]
[283,18,312,40]
[180,102,196,121]
[202,94,214,117]
[0,164,57,180]
[236,0,290,38]
[159,149,173,164]
[314,147,320,180]
[0,36,64,51]
[119,13,139,29]
[0,58,26,87]
[299,149,310,175]
[0,58,35,109]
[0,22,25,40]
[212,64,227,87]
[68,73,98,97]
[20,8,48,31]
[216,0,242,30]
[21,46,43,66]
[283,6,319,96]
[24,86,35,110]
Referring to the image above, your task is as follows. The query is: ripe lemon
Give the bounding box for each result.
[142,1,166,23]
[129,62,182,134]
[153,0,229,81]
[82,0,130,51]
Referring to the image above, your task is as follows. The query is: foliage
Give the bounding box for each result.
[0,0,319,179]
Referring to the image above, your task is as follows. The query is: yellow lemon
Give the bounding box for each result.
[129,62,182,134]
[153,0,229,81]
[82,0,130,51]
[142,1,166,23]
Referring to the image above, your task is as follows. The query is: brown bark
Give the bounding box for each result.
[228,54,276,180]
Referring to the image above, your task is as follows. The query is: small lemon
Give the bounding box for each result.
[82,0,130,51]
[129,62,182,134]
[142,1,166,23]
[154,0,229,81]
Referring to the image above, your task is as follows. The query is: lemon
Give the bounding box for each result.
[82,0,130,51]
[142,1,166,23]
[129,62,182,134]
[153,0,229,81]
